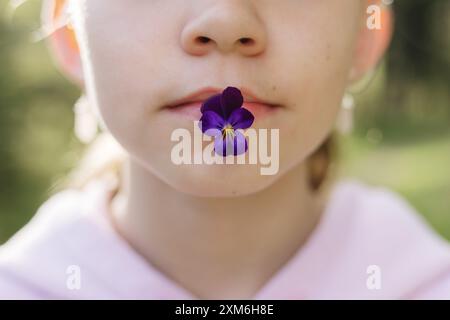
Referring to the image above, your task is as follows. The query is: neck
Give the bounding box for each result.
[110,158,325,299]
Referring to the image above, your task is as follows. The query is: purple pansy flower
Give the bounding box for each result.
[199,87,255,156]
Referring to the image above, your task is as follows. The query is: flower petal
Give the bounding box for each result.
[227,107,254,130]
[199,111,225,134]
[233,130,248,156]
[214,136,227,157]
[200,93,222,115]
[213,130,248,156]
[221,87,244,119]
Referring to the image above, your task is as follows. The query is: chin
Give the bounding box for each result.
[163,164,282,198]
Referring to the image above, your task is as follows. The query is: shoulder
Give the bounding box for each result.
[0,181,113,299]
[321,179,450,299]
[330,179,440,241]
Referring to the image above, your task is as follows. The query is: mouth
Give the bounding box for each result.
[162,87,282,120]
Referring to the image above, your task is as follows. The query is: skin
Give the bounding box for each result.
[47,0,392,298]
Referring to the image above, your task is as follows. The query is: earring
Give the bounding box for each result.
[73,94,99,144]
[336,92,355,134]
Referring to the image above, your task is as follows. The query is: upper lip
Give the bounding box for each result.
[164,87,280,109]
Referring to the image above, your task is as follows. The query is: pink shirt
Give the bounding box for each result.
[1,179,450,299]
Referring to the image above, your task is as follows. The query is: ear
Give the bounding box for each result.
[43,0,83,85]
[349,1,393,82]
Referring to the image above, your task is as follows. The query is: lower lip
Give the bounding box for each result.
[165,102,280,120]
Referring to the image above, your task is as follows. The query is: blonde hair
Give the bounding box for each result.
[64,132,126,191]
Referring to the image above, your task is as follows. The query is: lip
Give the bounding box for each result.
[163,87,281,120]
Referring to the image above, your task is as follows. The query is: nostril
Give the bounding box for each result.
[239,37,254,45]
[196,36,211,44]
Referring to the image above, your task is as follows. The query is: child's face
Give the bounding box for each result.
[70,0,369,196]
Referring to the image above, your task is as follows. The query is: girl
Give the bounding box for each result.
[1,0,450,299]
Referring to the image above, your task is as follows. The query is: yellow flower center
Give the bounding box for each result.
[222,124,235,138]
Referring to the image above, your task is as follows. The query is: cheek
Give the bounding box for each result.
[281,46,352,167]
[270,8,360,165]
[76,2,181,146]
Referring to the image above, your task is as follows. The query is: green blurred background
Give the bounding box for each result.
[0,0,449,244]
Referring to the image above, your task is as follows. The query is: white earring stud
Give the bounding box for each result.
[336,92,355,134]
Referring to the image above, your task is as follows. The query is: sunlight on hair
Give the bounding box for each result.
[5,0,28,23]
[65,132,127,191]
[34,0,73,42]
[7,0,73,42]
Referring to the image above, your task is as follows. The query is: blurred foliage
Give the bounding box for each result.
[0,0,81,242]
[338,0,450,239]
[0,0,449,244]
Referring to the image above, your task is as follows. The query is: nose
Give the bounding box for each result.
[180,2,267,57]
